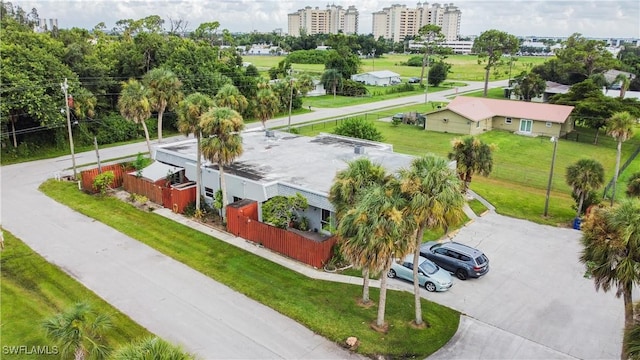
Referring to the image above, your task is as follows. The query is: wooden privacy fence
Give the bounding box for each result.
[123,174,163,204]
[80,164,129,193]
[227,201,336,268]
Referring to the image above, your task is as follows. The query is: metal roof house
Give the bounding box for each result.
[154,131,417,234]
[425,96,575,137]
[351,70,401,86]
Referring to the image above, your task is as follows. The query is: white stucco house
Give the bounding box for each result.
[351,70,401,86]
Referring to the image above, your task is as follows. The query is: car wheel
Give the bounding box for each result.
[455,269,468,280]
[424,282,436,292]
[387,269,396,278]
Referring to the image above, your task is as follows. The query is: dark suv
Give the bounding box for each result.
[420,241,489,280]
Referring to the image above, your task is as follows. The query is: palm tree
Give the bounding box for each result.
[144,68,183,143]
[254,87,279,129]
[200,107,245,219]
[338,181,415,330]
[581,199,640,360]
[399,154,465,326]
[614,73,631,99]
[321,69,342,99]
[565,159,605,217]
[215,83,248,114]
[607,111,636,205]
[118,79,152,154]
[42,302,112,360]
[624,318,640,359]
[296,73,315,96]
[112,336,195,360]
[176,93,215,214]
[71,87,97,121]
[448,136,495,193]
[329,158,390,304]
[626,172,640,198]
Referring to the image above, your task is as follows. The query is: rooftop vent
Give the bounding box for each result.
[354,145,365,154]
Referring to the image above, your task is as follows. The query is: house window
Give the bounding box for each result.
[321,209,332,231]
[505,117,512,124]
[476,120,480,128]
[519,119,533,133]
[546,122,552,127]
[204,187,214,198]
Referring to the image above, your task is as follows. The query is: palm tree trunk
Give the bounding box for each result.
[74,347,86,360]
[413,226,426,325]
[157,102,166,143]
[622,284,634,360]
[611,140,622,206]
[195,133,202,212]
[376,260,391,328]
[464,170,473,193]
[483,67,491,97]
[219,164,228,220]
[577,193,585,218]
[362,268,370,303]
[141,120,152,155]
[594,128,600,145]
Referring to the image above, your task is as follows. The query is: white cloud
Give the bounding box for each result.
[13,0,640,38]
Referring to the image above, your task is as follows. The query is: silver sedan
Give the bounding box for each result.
[387,254,453,292]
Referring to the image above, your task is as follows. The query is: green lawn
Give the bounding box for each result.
[243,54,548,82]
[39,180,459,358]
[0,231,152,359]
[291,119,640,225]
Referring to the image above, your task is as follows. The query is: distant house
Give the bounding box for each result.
[425,96,575,137]
[351,70,401,86]
[307,80,327,97]
[542,81,571,102]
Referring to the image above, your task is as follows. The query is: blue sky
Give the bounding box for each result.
[14,0,640,38]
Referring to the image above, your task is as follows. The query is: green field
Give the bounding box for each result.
[243,54,549,81]
[40,180,460,359]
[288,119,640,225]
[0,231,152,359]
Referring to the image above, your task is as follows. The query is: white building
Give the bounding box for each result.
[288,4,358,37]
[372,2,461,43]
[351,70,401,86]
[408,39,473,54]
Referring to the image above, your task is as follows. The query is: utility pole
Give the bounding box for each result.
[543,137,558,217]
[287,74,294,132]
[61,78,77,179]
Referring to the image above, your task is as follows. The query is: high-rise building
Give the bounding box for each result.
[288,4,358,37]
[372,2,461,42]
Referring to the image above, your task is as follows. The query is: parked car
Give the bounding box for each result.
[392,113,405,121]
[387,254,453,292]
[408,77,420,83]
[420,241,489,280]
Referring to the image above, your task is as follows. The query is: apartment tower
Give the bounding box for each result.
[372,2,461,42]
[288,4,359,37]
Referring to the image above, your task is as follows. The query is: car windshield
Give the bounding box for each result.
[419,260,438,275]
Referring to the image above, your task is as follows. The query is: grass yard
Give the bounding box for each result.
[243,54,549,82]
[0,231,152,359]
[290,119,639,225]
[39,180,460,358]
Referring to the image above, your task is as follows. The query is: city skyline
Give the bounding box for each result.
[13,0,640,39]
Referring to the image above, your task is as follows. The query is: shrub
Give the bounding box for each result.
[339,79,368,97]
[406,56,424,67]
[334,118,384,142]
[93,113,138,144]
[262,193,309,229]
[286,50,329,64]
[626,172,640,197]
[93,171,115,196]
[428,61,452,87]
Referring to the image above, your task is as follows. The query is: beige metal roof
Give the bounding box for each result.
[446,96,574,123]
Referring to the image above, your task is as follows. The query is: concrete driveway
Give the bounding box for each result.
[416,212,625,359]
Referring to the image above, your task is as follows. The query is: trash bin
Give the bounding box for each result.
[573,217,582,230]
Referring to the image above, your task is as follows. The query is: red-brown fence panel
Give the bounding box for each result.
[80,164,128,193]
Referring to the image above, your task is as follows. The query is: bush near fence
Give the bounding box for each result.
[80,164,130,193]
